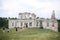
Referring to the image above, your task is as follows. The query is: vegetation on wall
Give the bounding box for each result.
[0,17,8,28]
[57,20,60,32]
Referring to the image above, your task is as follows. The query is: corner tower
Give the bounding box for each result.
[51,10,56,21]
[50,10,58,32]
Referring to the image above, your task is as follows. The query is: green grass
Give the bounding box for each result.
[0,30,10,40]
[0,28,60,40]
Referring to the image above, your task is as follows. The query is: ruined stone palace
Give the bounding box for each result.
[8,10,58,31]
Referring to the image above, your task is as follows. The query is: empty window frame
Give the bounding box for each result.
[21,22,23,26]
[29,22,32,26]
[47,22,49,27]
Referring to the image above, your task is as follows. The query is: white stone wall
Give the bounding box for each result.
[8,19,58,32]
[8,20,16,28]
[42,20,58,32]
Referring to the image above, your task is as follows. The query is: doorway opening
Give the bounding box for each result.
[25,23,28,28]
[40,21,43,29]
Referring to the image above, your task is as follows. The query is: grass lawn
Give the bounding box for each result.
[0,28,60,40]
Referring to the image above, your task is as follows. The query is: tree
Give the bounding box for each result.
[0,17,8,28]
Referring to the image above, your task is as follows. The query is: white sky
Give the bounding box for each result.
[0,0,60,19]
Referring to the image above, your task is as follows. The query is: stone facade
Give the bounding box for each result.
[8,10,58,32]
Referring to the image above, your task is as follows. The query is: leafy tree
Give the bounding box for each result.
[0,17,17,28]
[0,17,8,28]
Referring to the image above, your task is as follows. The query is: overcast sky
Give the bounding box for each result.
[0,0,60,19]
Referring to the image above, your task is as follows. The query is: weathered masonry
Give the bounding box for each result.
[8,10,58,32]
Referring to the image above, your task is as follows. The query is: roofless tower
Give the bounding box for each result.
[51,10,56,21]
